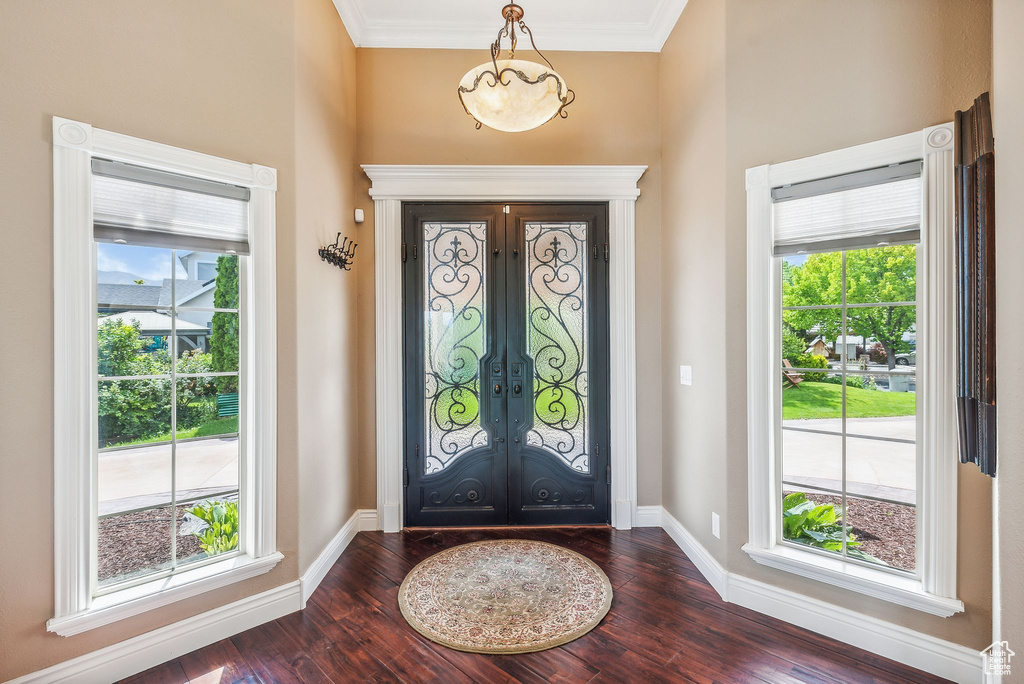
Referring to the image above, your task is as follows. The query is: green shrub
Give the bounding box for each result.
[175,350,217,430]
[187,500,239,556]
[782,330,806,363]
[793,353,830,382]
[97,319,222,444]
[817,374,877,390]
[782,492,877,562]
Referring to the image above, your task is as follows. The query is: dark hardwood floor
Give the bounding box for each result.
[120,527,950,683]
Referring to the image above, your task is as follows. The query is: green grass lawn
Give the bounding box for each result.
[112,416,239,447]
[783,382,915,420]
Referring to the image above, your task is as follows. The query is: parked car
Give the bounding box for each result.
[895,352,916,366]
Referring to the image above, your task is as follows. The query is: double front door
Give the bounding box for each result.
[402,203,610,526]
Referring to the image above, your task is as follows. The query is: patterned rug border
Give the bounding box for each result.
[398,539,614,655]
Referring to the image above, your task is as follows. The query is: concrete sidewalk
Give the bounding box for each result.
[99,437,239,515]
[781,416,916,503]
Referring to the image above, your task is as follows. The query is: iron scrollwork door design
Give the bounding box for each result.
[507,205,610,525]
[403,203,609,527]
[403,204,508,526]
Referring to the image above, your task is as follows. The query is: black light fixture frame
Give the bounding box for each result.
[457,3,575,130]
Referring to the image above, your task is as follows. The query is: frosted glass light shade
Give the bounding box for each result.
[459,59,569,133]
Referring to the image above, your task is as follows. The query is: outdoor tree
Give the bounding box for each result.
[98,317,146,377]
[210,255,239,393]
[97,318,172,445]
[783,245,916,370]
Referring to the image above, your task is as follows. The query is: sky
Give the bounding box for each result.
[97,243,187,283]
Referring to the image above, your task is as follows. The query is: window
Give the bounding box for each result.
[96,239,241,591]
[744,126,963,617]
[197,261,218,282]
[777,164,920,574]
[50,117,280,636]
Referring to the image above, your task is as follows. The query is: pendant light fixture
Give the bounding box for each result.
[457,3,575,133]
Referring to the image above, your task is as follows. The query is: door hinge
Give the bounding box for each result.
[606,463,611,485]
[403,467,409,487]
[593,245,598,260]
[604,242,609,262]
[402,242,407,262]
[503,204,511,214]
[413,243,418,259]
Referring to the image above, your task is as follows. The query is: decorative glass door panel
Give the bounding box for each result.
[525,222,590,473]
[422,221,488,475]
[403,203,609,527]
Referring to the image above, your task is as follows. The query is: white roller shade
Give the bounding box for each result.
[772,162,922,256]
[92,160,250,254]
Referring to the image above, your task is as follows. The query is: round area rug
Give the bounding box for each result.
[398,539,613,654]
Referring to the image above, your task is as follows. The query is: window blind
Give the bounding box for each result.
[92,159,251,255]
[772,161,922,257]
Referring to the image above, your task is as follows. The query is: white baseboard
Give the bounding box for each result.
[659,507,729,599]
[7,581,301,684]
[299,509,366,607]
[9,508,379,684]
[9,507,980,684]
[634,505,662,527]
[728,574,984,684]
[357,508,379,532]
[378,504,401,533]
[653,506,983,684]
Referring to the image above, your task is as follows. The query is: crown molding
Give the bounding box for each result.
[331,0,688,53]
[362,165,647,200]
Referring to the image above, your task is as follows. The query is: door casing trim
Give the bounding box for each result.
[363,165,648,532]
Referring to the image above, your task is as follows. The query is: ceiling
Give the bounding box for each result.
[331,0,689,53]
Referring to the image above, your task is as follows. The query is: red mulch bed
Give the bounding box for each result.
[98,505,204,585]
[785,491,916,572]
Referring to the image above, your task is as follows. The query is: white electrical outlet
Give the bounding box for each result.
[711,512,720,539]
[679,365,692,386]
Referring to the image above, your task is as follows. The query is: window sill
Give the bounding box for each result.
[46,552,283,637]
[741,543,963,617]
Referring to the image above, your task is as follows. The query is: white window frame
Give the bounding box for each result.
[743,124,964,618]
[49,117,281,637]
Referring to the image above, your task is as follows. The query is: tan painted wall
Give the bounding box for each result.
[993,0,1024,663]
[0,0,362,679]
[660,0,994,649]
[294,0,361,573]
[353,48,664,509]
[660,0,729,564]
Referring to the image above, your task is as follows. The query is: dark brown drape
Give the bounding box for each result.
[955,92,997,477]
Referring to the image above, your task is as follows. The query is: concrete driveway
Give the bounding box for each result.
[99,437,238,515]
[782,416,916,504]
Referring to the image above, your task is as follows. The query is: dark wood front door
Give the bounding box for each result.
[402,203,610,526]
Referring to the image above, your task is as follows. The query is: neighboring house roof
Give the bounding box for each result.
[98,310,209,334]
[97,278,214,308]
[157,278,213,306]
[97,283,162,307]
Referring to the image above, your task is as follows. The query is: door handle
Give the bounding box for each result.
[494,383,503,395]
[513,382,522,395]
[496,437,505,443]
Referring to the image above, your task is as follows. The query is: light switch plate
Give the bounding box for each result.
[711,512,720,539]
[679,365,692,386]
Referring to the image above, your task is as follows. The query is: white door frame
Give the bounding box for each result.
[363,165,647,532]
